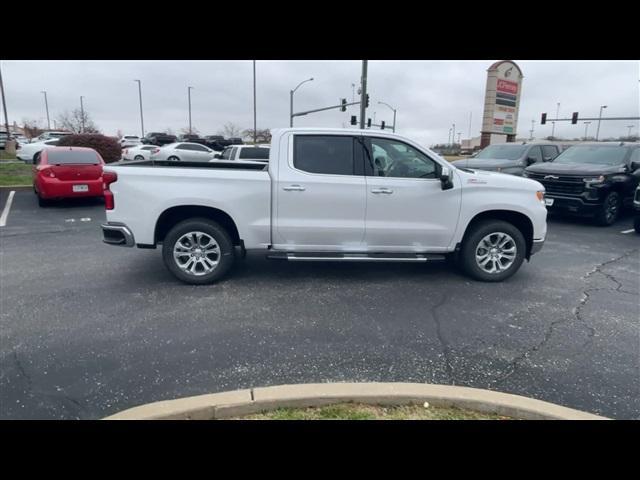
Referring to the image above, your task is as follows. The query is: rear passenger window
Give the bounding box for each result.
[294,135,354,175]
[542,145,559,160]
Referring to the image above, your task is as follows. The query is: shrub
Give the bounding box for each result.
[56,134,121,164]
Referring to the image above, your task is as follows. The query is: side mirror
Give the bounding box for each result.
[440,166,454,190]
[543,156,553,162]
[526,156,537,165]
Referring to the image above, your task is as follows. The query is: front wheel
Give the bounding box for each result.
[167,156,180,162]
[134,155,144,161]
[460,220,526,282]
[594,191,621,226]
[162,218,235,285]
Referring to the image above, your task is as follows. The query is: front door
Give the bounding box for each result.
[273,134,366,251]
[362,137,461,252]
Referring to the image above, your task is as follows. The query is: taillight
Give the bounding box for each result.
[40,167,55,178]
[152,148,160,154]
[103,171,118,210]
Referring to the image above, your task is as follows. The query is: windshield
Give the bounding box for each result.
[474,145,528,160]
[553,145,629,165]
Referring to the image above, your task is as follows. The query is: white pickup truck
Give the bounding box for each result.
[101,128,547,284]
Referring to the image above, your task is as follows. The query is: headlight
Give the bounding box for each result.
[536,191,545,203]
[522,171,530,178]
[583,175,605,184]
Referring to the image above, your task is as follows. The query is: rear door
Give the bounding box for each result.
[273,134,366,250]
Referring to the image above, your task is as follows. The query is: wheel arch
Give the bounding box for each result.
[155,205,241,246]
[461,210,534,259]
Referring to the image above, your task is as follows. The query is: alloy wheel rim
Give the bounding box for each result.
[173,231,220,276]
[606,195,618,222]
[475,232,517,274]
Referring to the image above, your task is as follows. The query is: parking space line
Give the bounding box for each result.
[620,229,635,234]
[0,190,16,227]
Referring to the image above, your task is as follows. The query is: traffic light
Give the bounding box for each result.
[365,94,370,108]
[350,115,357,126]
[367,118,372,128]
[541,113,547,125]
[381,121,385,130]
[571,112,579,124]
[340,98,347,112]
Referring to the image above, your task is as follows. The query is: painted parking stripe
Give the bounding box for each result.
[0,191,16,227]
[620,229,635,234]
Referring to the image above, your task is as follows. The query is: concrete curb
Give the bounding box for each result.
[104,383,609,420]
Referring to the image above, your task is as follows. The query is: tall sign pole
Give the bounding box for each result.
[134,80,144,138]
[41,91,51,130]
[359,60,368,129]
[480,61,523,148]
[0,63,10,138]
[253,60,257,143]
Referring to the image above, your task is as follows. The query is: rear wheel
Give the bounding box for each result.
[460,220,526,282]
[37,193,49,207]
[594,191,621,226]
[134,155,144,161]
[167,156,180,162]
[162,218,235,285]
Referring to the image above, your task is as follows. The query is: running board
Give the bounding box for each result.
[266,252,447,262]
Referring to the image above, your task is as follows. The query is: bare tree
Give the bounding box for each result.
[21,118,45,139]
[180,126,200,136]
[217,122,243,138]
[242,128,272,143]
[56,108,99,134]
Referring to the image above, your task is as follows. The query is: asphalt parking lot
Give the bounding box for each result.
[1,188,638,419]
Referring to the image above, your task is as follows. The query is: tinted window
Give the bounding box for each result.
[44,140,59,145]
[542,145,559,160]
[142,146,156,150]
[475,144,528,160]
[553,145,629,165]
[294,135,354,175]
[175,144,191,150]
[191,144,209,152]
[46,149,100,164]
[230,147,238,159]
[220,148,232,160]
[367,138,439,179]
[527,146,543,162]
[239,147,270,159]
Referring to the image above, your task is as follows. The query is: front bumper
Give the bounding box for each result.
[101,222,135,247]
[530,238,545,255]
[545,194,602,217]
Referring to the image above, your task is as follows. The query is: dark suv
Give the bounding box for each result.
[524,142,640,225]
[141,132,178,146]
[453,142,562,176]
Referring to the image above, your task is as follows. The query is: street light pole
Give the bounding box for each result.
[583,121,591,140]
[457,132,462,144]
[448,128,452,145]
[289,77,314,127]
[253,60,257,143]
[187,86,193,135]
[626,125,634,137]
[596,105,607,141]
[377,101,397,133]
[41,90,50,130]
[551,102,560,138]
[452,123,455,145]
[529,119,535,140]
[134,80,144,138]
[0,63,10,138]
[80,96,85,133]
[359,60,368,129]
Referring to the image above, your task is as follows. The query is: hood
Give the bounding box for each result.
[525,161,625,176]
[453,158,522,170]
[455,166,543,192]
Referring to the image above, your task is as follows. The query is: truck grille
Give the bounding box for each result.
[526,172,585,196]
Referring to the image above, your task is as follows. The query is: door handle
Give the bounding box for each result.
[283,185,305,191]
[371,188,393,194]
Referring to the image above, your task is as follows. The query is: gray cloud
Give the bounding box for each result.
[1,60,638,144]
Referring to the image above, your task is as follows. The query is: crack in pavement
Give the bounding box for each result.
[490,247,639,389]
[430,292,454,384]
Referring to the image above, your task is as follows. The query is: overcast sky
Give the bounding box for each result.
[1,60,638,145]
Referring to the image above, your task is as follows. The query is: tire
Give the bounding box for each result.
[167,156,180,162]
[162,218,235,285]
[37,193,49,207]
[134,155,144,161]
[460,220,526,282]
[634,215,640,234]
[594,191,621,226]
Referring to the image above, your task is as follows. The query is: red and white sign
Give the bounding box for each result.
[497,79,518,95]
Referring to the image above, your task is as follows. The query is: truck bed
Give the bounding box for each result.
[112,159,268,170]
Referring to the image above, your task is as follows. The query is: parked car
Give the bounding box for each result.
[212,145,270,162]
[633,185,640,233]
[16,139,60,163]
[33,146,105,207]
[524,142,640,225]
[101,128,547,285]
[37,131,73,141]
[120,135,142,148]
[121,144,160,161]
[203,135,228,151]
[228,137,244,145]
[149,142,217,162]
[141,132,178,146]
[453,142,562,176]
[0,130,7,149]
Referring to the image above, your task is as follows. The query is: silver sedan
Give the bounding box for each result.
[149,142,217,162]
[122,144,160,161]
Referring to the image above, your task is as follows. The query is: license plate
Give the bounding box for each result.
[73,184,89,192]
[545,198,554,206]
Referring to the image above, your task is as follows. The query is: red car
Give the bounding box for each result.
[33,146,105,207]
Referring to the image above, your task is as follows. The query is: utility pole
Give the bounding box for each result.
[452,123,455,145]
[134,80,144,137]
[0,63,10,138]
[596,105,607,141]
[187,86,193,135]
[457,132,462,144]
[253,60,257,143]
[448,128,452,145]
[583,121,591,140]
[351,83,355,102]
[41,90,50,130]
[551,102,560,138]
[468,111,472,139]
[80,96,85,133]
[529,119,535,140]
[359,60,368,129]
